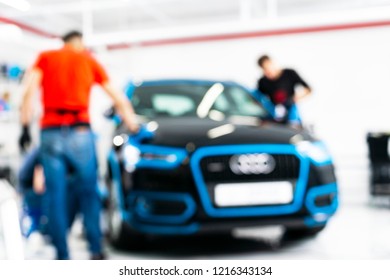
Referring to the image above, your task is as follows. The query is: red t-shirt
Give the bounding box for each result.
[33,46,109,127]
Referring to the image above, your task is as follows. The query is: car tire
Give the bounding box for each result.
[284,225,326,239]
[106,173,147,251]
[108,219,147,251]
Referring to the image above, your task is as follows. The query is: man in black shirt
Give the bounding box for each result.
[257,55,311,124]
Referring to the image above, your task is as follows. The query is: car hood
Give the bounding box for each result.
[143,117,316,148]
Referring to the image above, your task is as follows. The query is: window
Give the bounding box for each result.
[152,94,195,116]
[132,83,269,120]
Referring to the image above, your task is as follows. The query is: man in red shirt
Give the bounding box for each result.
[20,31,139,260]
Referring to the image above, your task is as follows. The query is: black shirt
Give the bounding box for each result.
[257,69,310,107]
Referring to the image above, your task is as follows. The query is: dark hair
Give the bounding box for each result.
[62,30,83,43]
[257,55,270,67]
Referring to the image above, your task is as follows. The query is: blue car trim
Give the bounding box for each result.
[287,104,302,123]
[305,183,338,216]
[112,115,122,125]
[251,89,302,123]
[135,145,188,170]
[124,82,137,99]
[127,220,200,235]
[251,89,276,117]
[190,144,310,217]
[127,191,196,224]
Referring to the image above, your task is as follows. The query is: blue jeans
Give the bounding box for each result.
[40,127,102,260]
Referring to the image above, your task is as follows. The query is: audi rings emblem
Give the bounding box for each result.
[229,153,276,175]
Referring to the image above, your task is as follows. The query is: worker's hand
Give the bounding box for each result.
[33,165,45,195]
[293,95,301,103]
[129,122,140,134]
[293,88,312,103]
[19,125,32,152]
[131,124,154,143]
[101,82,140,134]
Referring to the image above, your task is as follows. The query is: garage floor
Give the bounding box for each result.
[21,156,390,260]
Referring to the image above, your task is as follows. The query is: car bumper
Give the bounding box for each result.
[122,182,338,236]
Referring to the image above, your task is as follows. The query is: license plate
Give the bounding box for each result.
[214,181,293,207]
[232,225,285,239]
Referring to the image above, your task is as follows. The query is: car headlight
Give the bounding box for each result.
[296,141,332,165]
[122,144,187,172]
[137,147,187,169]
[142,153,178,162]
[122,144,141,172]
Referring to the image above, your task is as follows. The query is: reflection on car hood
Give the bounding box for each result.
[144,117,315,148]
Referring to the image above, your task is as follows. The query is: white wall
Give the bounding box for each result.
[2,26,390,165]
[101,25,390,163]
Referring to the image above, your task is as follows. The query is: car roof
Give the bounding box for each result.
[133,79,243,88]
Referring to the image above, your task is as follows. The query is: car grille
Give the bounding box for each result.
[198,153,301,207]
[200,154,300,184]
[132,167,195,192]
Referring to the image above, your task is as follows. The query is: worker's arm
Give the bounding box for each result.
[101,82,139,133]
[294,87,312,103]
[291,69,312,103]
[20,68,42,125]
[19,68,42,151]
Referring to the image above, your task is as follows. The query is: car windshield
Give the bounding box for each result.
[131,83,268,120]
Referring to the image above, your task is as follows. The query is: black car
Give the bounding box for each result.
[106,79,338,248]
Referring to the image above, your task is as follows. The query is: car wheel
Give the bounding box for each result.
[106,174,147,250]
[284,225,326,240]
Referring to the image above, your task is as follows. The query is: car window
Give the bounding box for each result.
[228,87,265,116]
[152,94,195,116]
[213,93,231,113]
[132,83,268,119]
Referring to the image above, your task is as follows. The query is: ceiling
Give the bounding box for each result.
[1,0,390,36]
[2,0,390,49]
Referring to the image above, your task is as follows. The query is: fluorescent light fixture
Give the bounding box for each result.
[208,110,225,121]
[207,124,235,139]
[0,0,31,11]
[228,115,259,126]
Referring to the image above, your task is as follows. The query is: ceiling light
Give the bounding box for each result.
[197,83,224,118]
[0,0,31,12]
[207,124,235,139]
